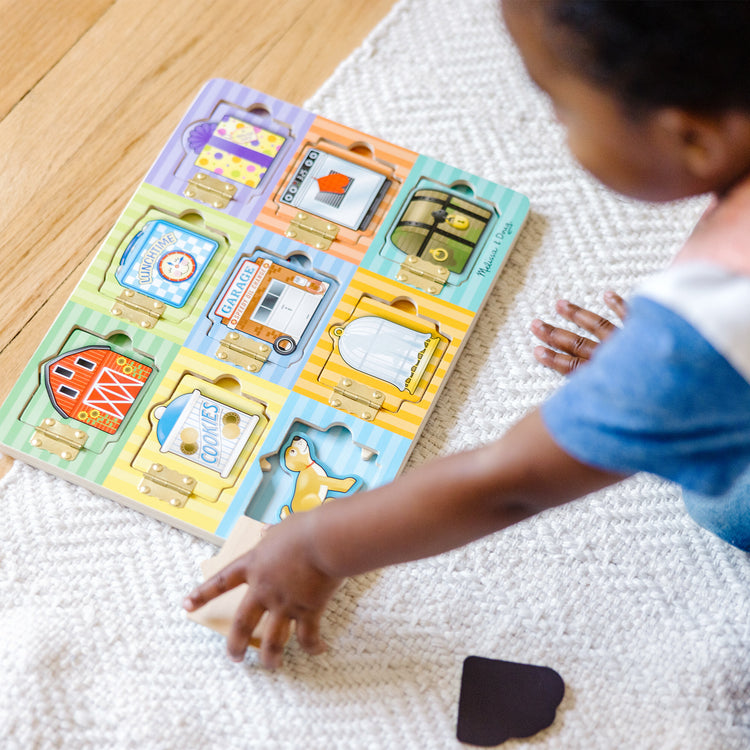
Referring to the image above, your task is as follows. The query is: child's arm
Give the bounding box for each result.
[531,291,627,374]
[183,408,625,669]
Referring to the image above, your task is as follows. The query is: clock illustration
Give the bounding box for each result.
[158,251,197,282]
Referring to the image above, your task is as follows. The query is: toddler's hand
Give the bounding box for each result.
[183,512,342,669]
[530,291,626,375]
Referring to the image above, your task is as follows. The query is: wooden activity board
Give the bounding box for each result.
[0,79,529,543]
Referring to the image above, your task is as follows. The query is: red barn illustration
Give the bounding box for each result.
[44,346,153,434]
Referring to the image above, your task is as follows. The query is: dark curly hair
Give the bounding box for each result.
[539,0,750,113]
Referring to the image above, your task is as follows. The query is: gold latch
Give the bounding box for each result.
[111,289,166,329]
[138,463,196,508]
[184,172,237,209]
[216,333,271,373]
[30,418,88,460]
[285,212,339,251]
[396,255,449,295]
[329,378,384,421]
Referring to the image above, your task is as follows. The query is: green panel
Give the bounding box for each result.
[71,182,252,345]
[0,301,179,484]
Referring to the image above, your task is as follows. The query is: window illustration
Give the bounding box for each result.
[214,257,329,354]
[391,189,493,274]
[279,148,391,231]
[331,317,440,393]
[319,294,450,412]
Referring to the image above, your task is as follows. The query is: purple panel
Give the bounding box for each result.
[144,78,316,222]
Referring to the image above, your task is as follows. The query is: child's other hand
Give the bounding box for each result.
[530,291,626,375]
[182,512,342,669]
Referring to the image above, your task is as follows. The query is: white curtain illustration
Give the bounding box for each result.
[335,316,432,391]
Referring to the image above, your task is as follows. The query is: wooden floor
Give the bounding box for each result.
[0,0,395,479]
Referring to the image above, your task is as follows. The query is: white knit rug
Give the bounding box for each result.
[2,1,749,748]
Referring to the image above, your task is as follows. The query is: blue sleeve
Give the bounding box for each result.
[541,296,750,496]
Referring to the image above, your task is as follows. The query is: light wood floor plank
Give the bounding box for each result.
[0,0,395,478]
[0,0,115,119]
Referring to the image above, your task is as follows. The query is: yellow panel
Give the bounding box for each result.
[104,348,291,533]
[294,269,473,439]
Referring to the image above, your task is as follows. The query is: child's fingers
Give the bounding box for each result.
[604,290,627,321]
[531,318,598,361]
[226,594,267,662]
[257,612,292,670]
[555,299,619,341]
[295,615,328,656]
[533,345,584,375]
[182,559,249,611]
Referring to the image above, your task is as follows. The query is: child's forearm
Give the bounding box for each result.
[183,408,626,668]
[307,409,622,578]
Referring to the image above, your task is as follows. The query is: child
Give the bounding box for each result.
[184,0,750,669]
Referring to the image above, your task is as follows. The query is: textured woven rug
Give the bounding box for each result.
[3,1,749,748]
